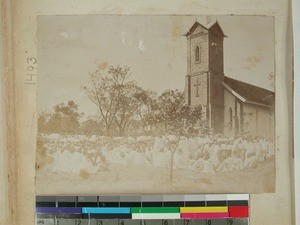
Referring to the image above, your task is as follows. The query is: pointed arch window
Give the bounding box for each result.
[195,46,201,62]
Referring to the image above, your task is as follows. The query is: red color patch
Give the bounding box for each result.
[229,206,249,218]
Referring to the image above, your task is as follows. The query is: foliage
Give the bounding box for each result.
[155,89,184,134]
[82,65,148,135]
[38,64,210,137]
[80,119,104,135]
[154,89,204,136]
[40,100,83,134]
[135,90,158,133]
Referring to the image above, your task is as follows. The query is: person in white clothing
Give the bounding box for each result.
[244,137,257,168]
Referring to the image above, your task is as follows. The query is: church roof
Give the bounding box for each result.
[222,76,275,107]
[184,21,227,37]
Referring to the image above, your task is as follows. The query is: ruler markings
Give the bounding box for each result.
[35,219,249,225]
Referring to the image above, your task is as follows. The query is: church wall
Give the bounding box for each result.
[211,104,224,134]
[185,25,209,107]
[187,38,191,74]
[189,28,209,75]
[209,31,224,76]
[224,89,236,137]
[256,107,273,137]
[184,75,190,105]
[243,104,273,137]
[242,104,257,136]
[224,90,274,138]
[190,74,207,108]
[210,79,224,134]
[208,29,225,135]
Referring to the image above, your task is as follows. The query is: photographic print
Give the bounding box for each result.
[36,15,275,194]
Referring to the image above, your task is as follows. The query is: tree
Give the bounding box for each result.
[113,82,147,135]
[180,105,204,136]
[153,90,206,188]
[136,90,158,134]
[46,100,82,133]
[155,89,185,134]
[82,66,122,135]
[81,118,104,135]
[83,65,147,136]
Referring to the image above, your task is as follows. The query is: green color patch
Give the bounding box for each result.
[131,207,180,214]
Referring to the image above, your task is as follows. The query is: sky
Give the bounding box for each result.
[37,15,275,117]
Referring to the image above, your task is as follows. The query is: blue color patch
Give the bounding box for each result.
[36,207,82,214]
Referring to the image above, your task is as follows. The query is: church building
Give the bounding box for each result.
[184,21,274,137]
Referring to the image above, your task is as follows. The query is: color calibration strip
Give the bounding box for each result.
[36,195,249,225]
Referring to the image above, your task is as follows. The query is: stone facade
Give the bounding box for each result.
[188,26,209,75]
[184,21,225,133]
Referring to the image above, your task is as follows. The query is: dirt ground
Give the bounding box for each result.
[36,157,275,195]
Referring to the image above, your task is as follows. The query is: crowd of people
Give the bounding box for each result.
[172,135,274,172]
[38,133,275,173]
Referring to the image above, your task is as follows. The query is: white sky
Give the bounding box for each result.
[38,15,275,117]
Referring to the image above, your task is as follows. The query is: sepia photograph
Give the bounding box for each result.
[36,15,275,194]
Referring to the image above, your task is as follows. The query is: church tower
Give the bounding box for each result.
[184,21,226,134]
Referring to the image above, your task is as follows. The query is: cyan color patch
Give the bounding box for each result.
[82,207,130,214]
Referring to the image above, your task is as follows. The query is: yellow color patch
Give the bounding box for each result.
[180,207,228,213]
